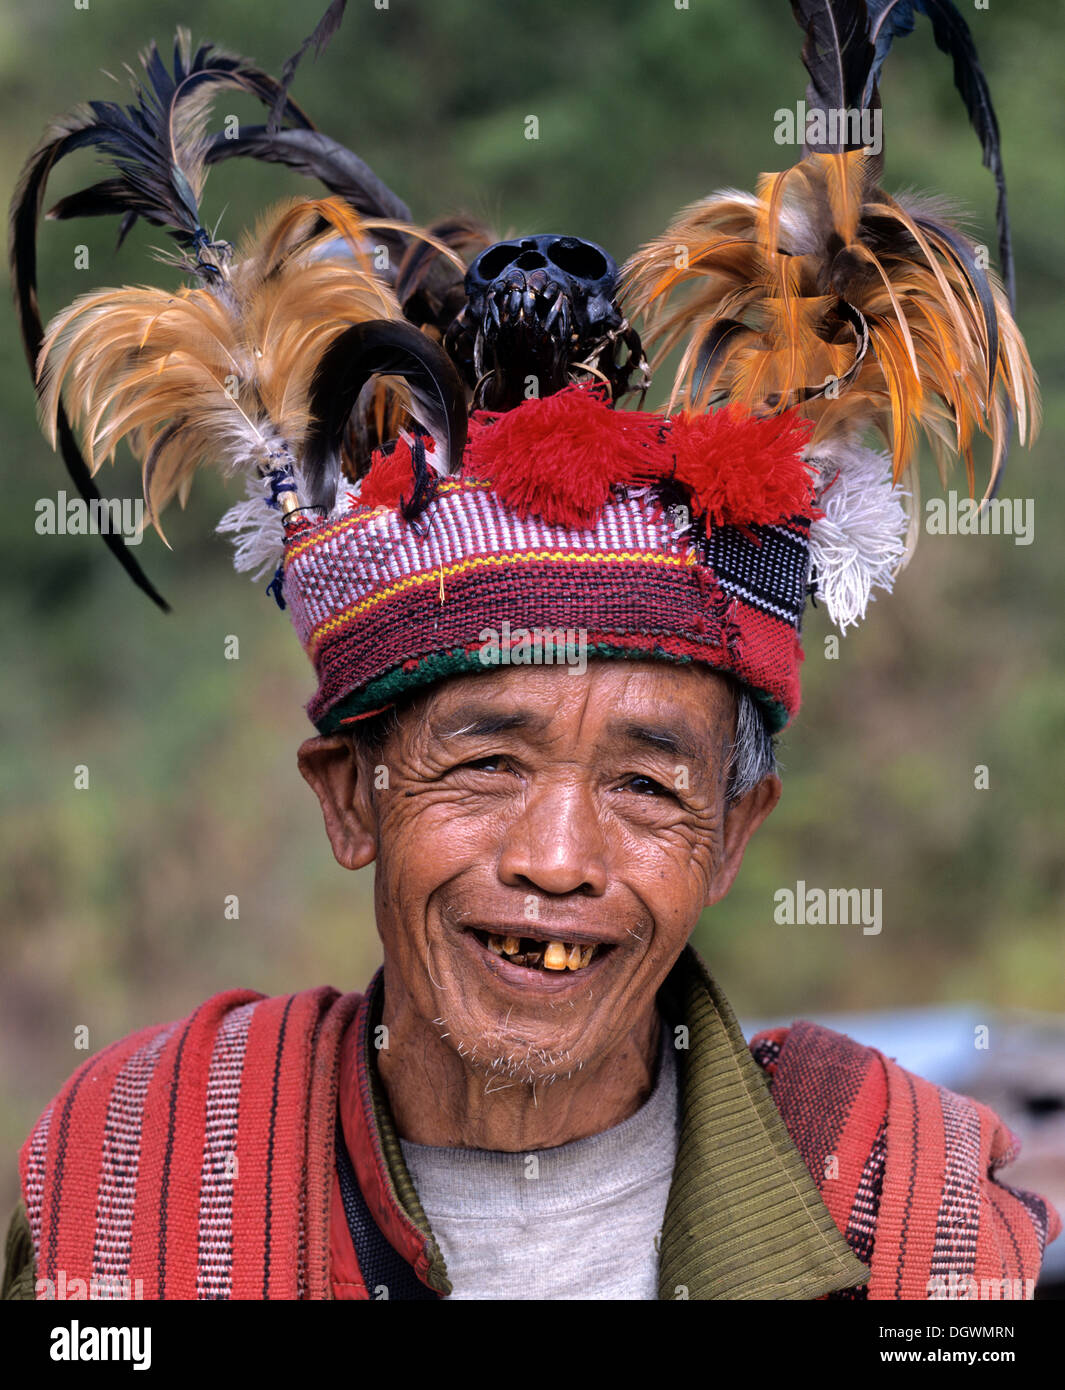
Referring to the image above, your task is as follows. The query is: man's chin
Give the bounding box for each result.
[422,924,642,1085]
[463,1037,584,1088]
[433,958,607,1086]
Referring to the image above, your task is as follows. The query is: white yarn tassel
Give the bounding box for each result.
[807,442,909,633]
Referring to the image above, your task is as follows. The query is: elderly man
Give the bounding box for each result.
[4,5,1059,1302]
[7,644,1057,1301]
[300,660,787,1299]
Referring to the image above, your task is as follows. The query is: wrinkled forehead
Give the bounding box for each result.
[398,660,737,754]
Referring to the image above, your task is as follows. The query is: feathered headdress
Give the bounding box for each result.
[12,3,1040,734]
[622,0,1038,628]
[12,26,486,609]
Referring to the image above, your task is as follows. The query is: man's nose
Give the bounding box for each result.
[496,779,608,896]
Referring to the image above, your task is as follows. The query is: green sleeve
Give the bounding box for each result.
[2,1203,36,1300]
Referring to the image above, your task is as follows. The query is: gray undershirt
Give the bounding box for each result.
[399,1025,679,1300]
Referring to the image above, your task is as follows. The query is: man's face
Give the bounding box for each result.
[301,661,777,1084]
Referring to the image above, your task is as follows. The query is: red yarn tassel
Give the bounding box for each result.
[669,407,815,527]
[463,384,664,527]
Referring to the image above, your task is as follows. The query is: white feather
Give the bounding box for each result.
[216,465,321,580]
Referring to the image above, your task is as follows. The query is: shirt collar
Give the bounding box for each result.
[655,946,868,1299]
[340,945,868,1299]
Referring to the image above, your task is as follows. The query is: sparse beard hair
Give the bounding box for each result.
[434,1019,581,1087]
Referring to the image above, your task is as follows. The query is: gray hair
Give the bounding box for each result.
[724,686,778,806]
[344,677,778,807]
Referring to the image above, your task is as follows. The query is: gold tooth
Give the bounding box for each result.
[543,941,568,971]
[566,944,583,971]
[502,935,521,955]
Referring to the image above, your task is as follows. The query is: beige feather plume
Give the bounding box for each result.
[37,195,464,538]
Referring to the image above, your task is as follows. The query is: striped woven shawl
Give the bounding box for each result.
[749,1023,1059,1300]
[16,974,1059,1299]
[20,987,359,1300]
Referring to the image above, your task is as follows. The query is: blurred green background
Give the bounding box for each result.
[2,0,1063,1218]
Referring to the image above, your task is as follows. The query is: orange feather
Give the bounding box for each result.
[622,149,1037,505]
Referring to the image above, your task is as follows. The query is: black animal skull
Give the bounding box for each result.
[444,234,647,409]
[467,234,621,341]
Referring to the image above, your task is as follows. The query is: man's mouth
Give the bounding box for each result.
[472,929,603,973]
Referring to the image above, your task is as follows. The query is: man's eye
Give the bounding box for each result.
[460,755,510,773]
[624,774,670,797]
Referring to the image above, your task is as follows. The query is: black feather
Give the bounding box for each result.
[915,0,1012,309]
[65,34,225,244]
[46,183,159,252]
[791,2,1014,307]
[268,0,349,135]
[864,0,916,94]
[64,33,314,246]
[56,408,171,611]
[8,31,312,607]
[789,0,876,148]
[303,320,468,513]
[204,126,410,222]
[8,114,168,609]
[45,179,129,223]
[865,0,1013,306]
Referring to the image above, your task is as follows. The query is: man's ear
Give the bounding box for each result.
[703,773,781,909]
[297,735,378,871]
